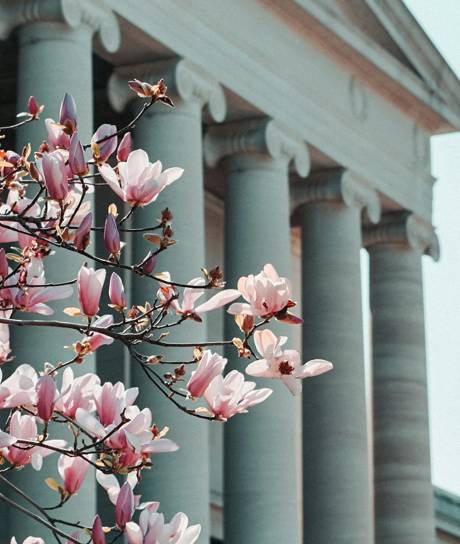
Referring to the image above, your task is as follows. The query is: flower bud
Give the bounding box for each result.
[117,132,132,162]
[92,515,106,544]
[36,375,56,421]
[69,133,89,177]
[115,482,134,529]
[59,93,77,132]
[140,251,157,275]
[41,151,69,201]
[109,272,126,310]
[0,248,8,278]
[104,214,120,256]
[28,96,43,118]
[73,212,92,251]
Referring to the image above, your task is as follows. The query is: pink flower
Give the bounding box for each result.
[104,214,121,257]
[69,133,88,176]
[228,264,302,323]
[58,454,91,495]
[93,381,138,427]
[139,251,156,274]
[0,248,9,277]
[41,150,70,201]
[80,314,115,353]
[92,124,117,163]
[14,275,73,315]
[0,322,11,365]
[116,481,135,528]
[99,149,183,207]
[175,277,240,321]
[11,538,45,544]
[187,351,227,399]
[77,265,106,317]
[3,411,65,469]
[109,273,126,310]
[92,515,106,544]
[36,375,56,421]
[204,370,272,421]
[73,211,92,251]
[0,430,17,448]
[0,364,37,408]
[45,118,70,150]
[54,368,100,419]
[247,329,333,395]
[96,471,139,506]
[59,93,77,133]
[117,132,132,162]
[27,96,43,119]
[125,506,201,544]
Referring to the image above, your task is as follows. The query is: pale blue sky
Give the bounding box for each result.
[402,0,460,495]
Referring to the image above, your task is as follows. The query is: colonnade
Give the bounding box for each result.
[0,2,437,543]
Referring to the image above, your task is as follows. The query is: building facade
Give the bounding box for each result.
[0,0,459,542]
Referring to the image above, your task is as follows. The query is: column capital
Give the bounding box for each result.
[364,211,440,260]
[108,58,226,121]
[292,168,381,223]
[203,118,310,176]
[0,0,120,52]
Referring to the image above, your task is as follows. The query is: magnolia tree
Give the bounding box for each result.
[0,79,333,544]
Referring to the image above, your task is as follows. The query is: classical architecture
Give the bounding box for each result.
[0,0,459,543]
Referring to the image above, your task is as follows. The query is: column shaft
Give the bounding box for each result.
[131,100,210,539]
[224,155,300,543]
[8,22,95,540]
[300,202,373,543]
[370,244,435,543]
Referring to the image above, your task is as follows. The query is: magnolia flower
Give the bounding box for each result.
[0,430,17,448]
[27,96,43,119]
[116,481,135,528]
[0,364,38,408]
[92,124,117,163]
[78,314,115,353]
[99,149,183,207]
[204,370,272,421]
[96,471,139,505]
[174,277,240,321]
[59,93,77,132]
[54,368,100,419]
[73,211,92,251]
[45,118,71,150]
[187,351,227,399]
[104,214,121,257]
[92,515,106,544]
[117,132,132,162]
[77,265,106,317]
[247,329,333,395]
[47,191,92,226]
[109,273,126,310]
[14,275,73,315]
[0,248,8,277]
[2,411,65,470]
[125,504,201,544]
[58,454,92,495]
[36,375,56,421]
[69,133,88,176]
[41,150,70,201]
[0,311,12,365]
[228,264,302,323]
[139,251,156,274]
[93,381,138,427]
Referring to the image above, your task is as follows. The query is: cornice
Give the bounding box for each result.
[203,118,310,176]
[364,211,440,260]
[0,0,120,52]
[292,168,381,223]
[108,58,226,121]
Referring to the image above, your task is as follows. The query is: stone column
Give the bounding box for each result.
[293,169,380,544]
[108,59,226,541]
[365,212,438,544]
[204,119,310,543]
[0,0,120,538]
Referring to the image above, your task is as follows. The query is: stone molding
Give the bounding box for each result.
[292,168,381,223]
[108,58,226,122]
[0,0,120,52]
[203,118,310,176]
[364,211,440,260]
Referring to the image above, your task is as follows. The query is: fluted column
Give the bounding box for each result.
[293,168,380,543]
[365,212,438,544]
[0,0,120,539]
[204,119,310,543]
[108,58,226,541]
